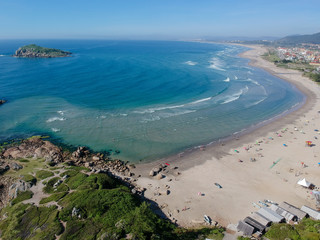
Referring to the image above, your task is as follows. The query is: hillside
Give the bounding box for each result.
[0,137,224,240]
[276,32,320,45]
[13,44,71,58]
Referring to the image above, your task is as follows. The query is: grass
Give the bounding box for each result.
[0,156,226,240]
[11,191,33,205]
[43,177,69,194]
[39,192,68,204]
[4,158,46,178]
[0,204,63,240]
[35,170,54,180]
[22,174,37,185]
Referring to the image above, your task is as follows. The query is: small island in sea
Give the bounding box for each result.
[13,44,71,58]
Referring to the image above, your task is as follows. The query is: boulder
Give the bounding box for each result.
[2,138,63,164]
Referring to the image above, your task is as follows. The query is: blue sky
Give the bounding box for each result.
[0,0,319,39]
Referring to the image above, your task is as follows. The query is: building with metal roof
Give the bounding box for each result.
[257,207,284,223]
[270,204,297,222]
[244,216,266,233]
[279,202,307,220]
[251,212,271,227]
[237,220,255,236]
[301,205,320,220]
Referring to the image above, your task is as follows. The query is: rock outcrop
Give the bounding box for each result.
[2,137,63,164]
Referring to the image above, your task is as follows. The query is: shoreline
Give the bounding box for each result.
[134,44,320,227]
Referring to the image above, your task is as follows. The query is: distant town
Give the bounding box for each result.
[277,44,320,72]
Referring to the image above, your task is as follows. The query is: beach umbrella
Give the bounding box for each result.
[283,144,287,147]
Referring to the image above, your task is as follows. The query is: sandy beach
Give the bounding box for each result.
[134,45,320,228]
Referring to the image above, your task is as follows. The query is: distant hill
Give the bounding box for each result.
[276,32,320,45]
[13,44,71,58]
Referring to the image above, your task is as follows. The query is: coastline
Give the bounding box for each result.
[134,44,320,227]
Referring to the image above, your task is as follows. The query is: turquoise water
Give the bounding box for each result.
[0,40,303,161]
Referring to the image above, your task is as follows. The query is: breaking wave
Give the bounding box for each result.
[220,86,249,104]
[46,117,66,123]
[185,61,198,66]
[208,57,226,71]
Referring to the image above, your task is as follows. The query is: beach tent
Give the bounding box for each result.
[297,178,311,188]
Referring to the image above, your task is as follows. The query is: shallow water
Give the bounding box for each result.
[0,40,303,161]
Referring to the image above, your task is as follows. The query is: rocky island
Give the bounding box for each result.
[13,44,71,58]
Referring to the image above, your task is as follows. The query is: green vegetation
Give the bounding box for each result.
[237,236,251,240]
[262,49,320,84]
[22,174,37,185]
[39,192,68,204]
[0,204,63,240]
[35,170,54,180]
[0,160,225,240]
[11,191,33,205]
[43,177,69,194]
[265,218,320,240]
[17,44,71,57]
[304,72,320,82]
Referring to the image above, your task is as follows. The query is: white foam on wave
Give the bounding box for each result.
[51,128,61,132]
[234,76,238,80]
[220,86,249,104]
[0,54,5,57]
[46,117,66,123]
[57,110,65,116]
[134,97,212,114]
[246,97,267,108]
[140,110,196,123]
[185,61,198,66]
[247,78,260,86]
[223,77,230,82]
[208,57,226,71]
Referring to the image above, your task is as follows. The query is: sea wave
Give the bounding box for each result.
[208,57,226,71]
[134,97,212,114]
[51,128,61,132]
[223,77,230,82]
[220,86,248,104]
[247,78,260,86]
[185,61,198,66]
[46,117,66,123]
[140,110,196,123]
[0,55,5,57]
[234,76,238,80]
[245,97,267,108]
[57,110,65,116]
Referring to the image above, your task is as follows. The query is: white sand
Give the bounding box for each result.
[134,45,320,227]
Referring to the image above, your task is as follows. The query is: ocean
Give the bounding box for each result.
[0,40,303,162]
